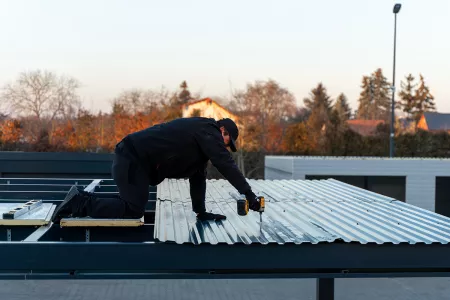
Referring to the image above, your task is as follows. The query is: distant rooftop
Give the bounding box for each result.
[421,112,450,131]
[346,119,385,136]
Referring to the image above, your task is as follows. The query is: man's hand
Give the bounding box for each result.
[245,190,263,212]
[249,199,261,211]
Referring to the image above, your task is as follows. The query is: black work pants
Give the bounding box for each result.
[85,148,150,219]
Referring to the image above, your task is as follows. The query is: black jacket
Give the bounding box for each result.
[121,117,253,200]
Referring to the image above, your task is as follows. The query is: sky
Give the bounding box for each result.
[1,0,449,115]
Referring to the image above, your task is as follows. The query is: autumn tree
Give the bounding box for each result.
[50,120,76,151]
[0,119,23,143]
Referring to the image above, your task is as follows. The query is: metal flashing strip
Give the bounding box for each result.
[2,200,42,219]
[84,179,102,193]
[154,178,450,245]
[0,203,55,226]
[23,205,57,242]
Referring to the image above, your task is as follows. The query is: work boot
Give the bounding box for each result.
[196,212,226,221]
[51,185,89,223]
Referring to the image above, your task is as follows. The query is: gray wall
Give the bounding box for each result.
[265,155,450,212]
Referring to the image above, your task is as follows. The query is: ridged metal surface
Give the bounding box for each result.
[265,155,450,212]
[154,178,450,245]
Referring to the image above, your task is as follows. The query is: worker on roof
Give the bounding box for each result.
[51,117,262,223]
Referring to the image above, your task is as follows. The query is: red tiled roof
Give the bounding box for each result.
[346,119,385,136]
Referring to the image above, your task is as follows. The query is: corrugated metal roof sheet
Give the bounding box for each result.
[154,178,450,245]
[268,155,450,161]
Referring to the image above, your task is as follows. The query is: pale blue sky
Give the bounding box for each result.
[1,0,449,114]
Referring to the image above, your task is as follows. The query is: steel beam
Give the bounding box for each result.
[0,271,450,281]
[0,242,450,275]
[0,178,94,185]
[317,278,334,300]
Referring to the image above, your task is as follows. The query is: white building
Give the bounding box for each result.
[182,98,239,121]
[265,155,450,216]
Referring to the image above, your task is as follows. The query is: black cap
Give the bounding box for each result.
[218,118,239,152]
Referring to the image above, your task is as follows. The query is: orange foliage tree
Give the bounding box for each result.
[0,119,23,143]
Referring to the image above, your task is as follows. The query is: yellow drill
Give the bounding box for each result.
[237,196,265,221]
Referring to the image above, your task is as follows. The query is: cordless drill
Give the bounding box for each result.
[237,196,265,220]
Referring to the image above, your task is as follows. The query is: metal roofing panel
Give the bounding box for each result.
[154,178,450,245]
[272,155,450,161]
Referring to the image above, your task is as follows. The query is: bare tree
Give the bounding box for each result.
[2,70,81,121]
[111,86,173,115]
[0,98,11,120]
[230,79,297,178]
[232,79,297,149]
[1,70,82,143]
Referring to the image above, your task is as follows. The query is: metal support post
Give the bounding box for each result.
[316,278,334,300]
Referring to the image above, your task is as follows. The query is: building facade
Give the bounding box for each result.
[265,155,450,217]
[182,98,239,121]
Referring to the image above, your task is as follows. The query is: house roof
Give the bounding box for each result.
[182,98,239,120]
[423,112,450,130]
[346,119,385,136]
[154,178,450,245]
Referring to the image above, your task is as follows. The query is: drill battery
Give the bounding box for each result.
[237,199,249,216]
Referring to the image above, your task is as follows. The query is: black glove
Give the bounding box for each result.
[245,190,261,212]
[249,200,261,212]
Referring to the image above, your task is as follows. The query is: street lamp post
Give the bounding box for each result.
[390,3,401,157]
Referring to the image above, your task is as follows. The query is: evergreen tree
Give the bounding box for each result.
[356,76,373,119]
[303,83,333,132]
[371,68,391,121]
[356,68,391,121]
[398,74,417,119]
[333,93,351,121]
[412,74,436,122]
[178,81,191,104]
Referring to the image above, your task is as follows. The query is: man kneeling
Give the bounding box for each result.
[52,117,261,223]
